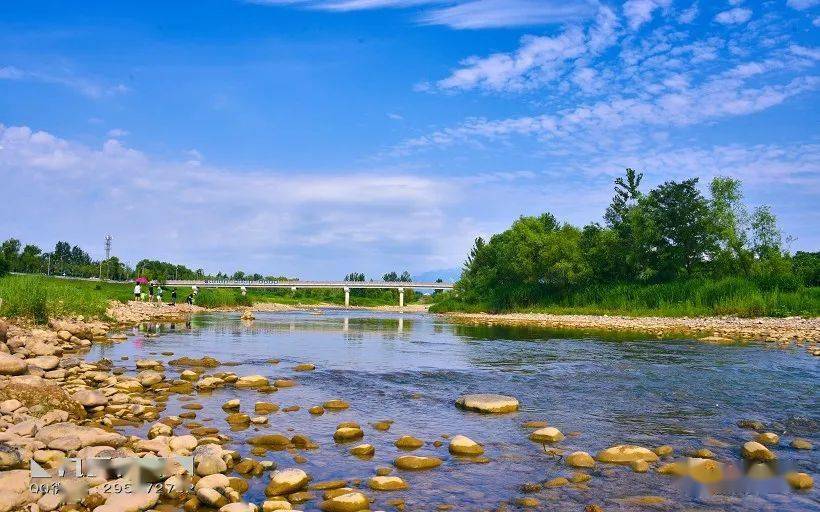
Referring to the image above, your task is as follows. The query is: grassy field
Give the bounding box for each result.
[0,274,419,322]
[430,277,820,318]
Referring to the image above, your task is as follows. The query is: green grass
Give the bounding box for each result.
[430,278,820,318]
[0,274,130,321]
[0,274,420,322]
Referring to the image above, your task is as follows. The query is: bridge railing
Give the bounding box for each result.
[165,279,454,289]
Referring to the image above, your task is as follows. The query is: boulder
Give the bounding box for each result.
[394,435,423,450]
[0,354,27,376]
[755,432,779,445]
[26,356,60,371]
[350,444,375,457]
[687,457,723,484]
[393,455,442,470]
[334,427,364,443]
[791,438,813,450]
[448,435,484,456]
[323,400,349,410]
[566,451,595,468]
[72,389,108,408]
[742,441,775,462]
[596,445,659,464]
[319,491,370,512]
[785,471,813,490]
[455,394,518,413]
[529,427,564,443]
[368,476,408,491]
[36,423,125,448]
[236,375,269,389]
[265,468,310,496]
[137,370,164,387]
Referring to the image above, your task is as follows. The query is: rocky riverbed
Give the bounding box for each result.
[0,303,816,512]
[447,312,820,351]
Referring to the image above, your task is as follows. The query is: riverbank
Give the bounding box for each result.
[446,311,820,347]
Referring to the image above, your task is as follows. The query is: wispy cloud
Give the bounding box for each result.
[0,65,128,99]
[622,0,671,30]
[787,0,819,10]
[714,7,752,25]
[247,0,597,29]
[434,6,617,92]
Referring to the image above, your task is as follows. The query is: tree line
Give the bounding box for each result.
[455,171,819,311]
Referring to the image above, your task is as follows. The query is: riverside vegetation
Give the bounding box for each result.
[431,171,819,318]
[0,274,420,324]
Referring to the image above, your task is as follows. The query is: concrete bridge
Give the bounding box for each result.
[165,279,454,307]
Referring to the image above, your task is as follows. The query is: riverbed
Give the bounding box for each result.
[87,310,819,511]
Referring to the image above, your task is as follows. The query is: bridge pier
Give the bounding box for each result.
[398,287,404,308]
[290,286,297,293]
[344,287,350,307]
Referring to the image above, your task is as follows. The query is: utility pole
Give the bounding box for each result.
[100,235,112,280]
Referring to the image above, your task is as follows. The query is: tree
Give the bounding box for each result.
[19,245,43,273]
[604,168,643,228]
[750,205,782,259]
[382,271,398,282]
[642,178,717,277]
[1,239,21,271]
[709,177,752,276]
[344,272,366,281]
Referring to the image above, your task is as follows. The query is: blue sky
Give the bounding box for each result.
[1,0,818,279]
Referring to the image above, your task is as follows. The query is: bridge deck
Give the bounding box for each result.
[166,279,454,290]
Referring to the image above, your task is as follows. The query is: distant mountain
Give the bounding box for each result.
[413,267,462,284]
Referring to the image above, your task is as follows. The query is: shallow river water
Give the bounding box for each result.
[87,310,819,511]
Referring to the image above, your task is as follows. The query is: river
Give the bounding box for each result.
[86,310,819,511]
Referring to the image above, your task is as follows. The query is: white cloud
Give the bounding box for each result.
[622,0,671,30]
[0,65,128,99]
[248,0,597,29]
[677,2,698,24]
[790,44,820,60]
[787,0,819,9]
[0,123,513,275]
[434,5,618,92]
[421,0,596,30]
[714,7,752,25]
[107,128,129,138]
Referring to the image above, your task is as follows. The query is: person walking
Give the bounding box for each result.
[133,282,141,301]
[156,285,163,304]
[171,288,177,305]
[148,283,155,302]
[186,293,194,305]
[241,285,247,297]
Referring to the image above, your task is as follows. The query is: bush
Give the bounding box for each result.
[0,256,8,277]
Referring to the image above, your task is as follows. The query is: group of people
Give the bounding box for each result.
[133,281,197,305]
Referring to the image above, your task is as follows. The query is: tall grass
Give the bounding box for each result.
[0,275,123,322]
[0,274,420,321]
[431,277,820,317]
